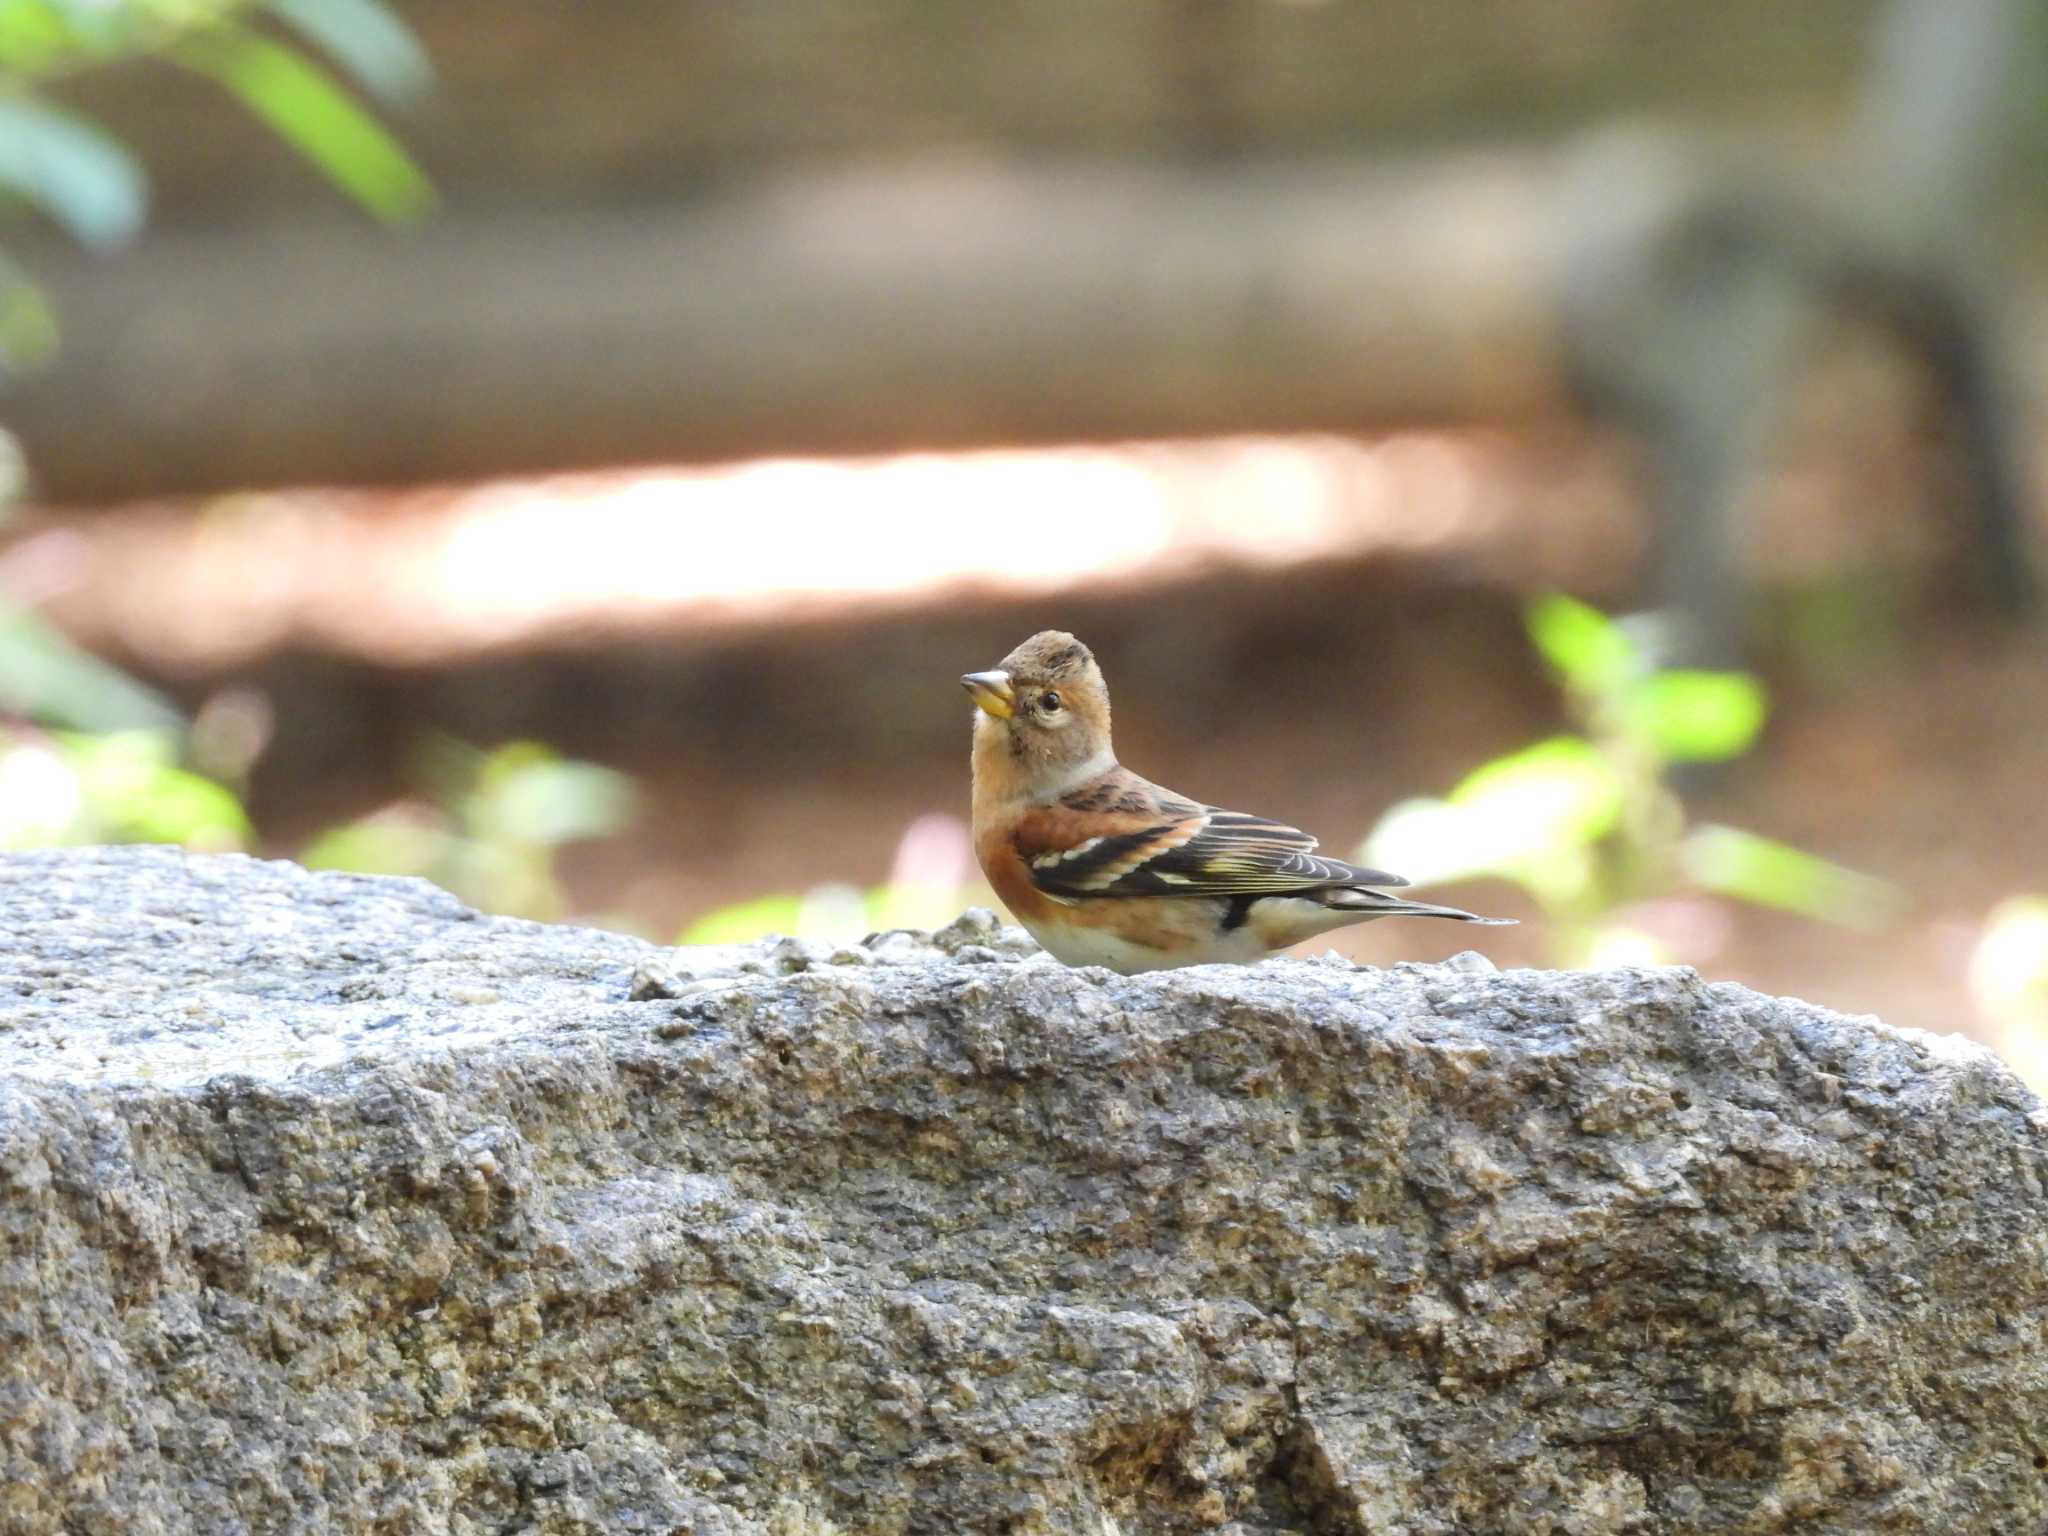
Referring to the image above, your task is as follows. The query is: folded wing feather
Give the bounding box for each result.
[1019,782,1411,901]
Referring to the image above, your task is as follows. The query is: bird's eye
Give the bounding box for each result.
[1040,691,1062,712]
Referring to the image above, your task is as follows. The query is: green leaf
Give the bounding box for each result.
[1681,824,1901,929]
[1526,593,1635,693]
[1360,798,1495,888]
[301,809,451,878]
[0,605,185,731]
[0,0,172,65]
[682,893,807,947]
[1362,736,1621,893]
[0,258,58,377]
[0,98,147,249]
[119,766,251,849]
[409,729,487,803]
[442,838,556,918]
[1628,670,1768,762]
[0,4,76,77]
[868,880,967,934]
[470,742,636,846]
[268,0,432,104]
[175,27,433,224]
[59,730,251,850]
[1449,735,1623,849]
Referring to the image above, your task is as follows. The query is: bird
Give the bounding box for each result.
[962,630,1512,973]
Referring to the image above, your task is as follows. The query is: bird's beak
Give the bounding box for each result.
[960,670,1015,719]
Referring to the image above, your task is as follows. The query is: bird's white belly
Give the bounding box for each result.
[1017,914,1278,973]
[1016,896,1383,974]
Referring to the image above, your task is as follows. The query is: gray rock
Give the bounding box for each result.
[2,845,2045,1535]
[1441,949,1498,976]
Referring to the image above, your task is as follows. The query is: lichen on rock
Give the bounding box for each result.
[2,846,2045,1534]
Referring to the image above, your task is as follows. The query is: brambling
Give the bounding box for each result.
[962,630,1512,973]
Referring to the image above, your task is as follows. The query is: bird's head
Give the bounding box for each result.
[962,631,1114,796]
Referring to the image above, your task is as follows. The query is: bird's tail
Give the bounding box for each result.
[1324,887,1516,925]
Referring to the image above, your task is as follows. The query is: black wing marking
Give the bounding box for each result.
[1030,808,1410,899]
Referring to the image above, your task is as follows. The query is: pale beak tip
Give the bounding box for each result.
[960,669,1016,719]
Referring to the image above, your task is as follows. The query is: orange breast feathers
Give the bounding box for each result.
[973,820,1066,926]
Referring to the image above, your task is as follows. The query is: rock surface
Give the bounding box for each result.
[3,846,2047,1535]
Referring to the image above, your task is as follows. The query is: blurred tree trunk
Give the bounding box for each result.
[8,155,1573,501]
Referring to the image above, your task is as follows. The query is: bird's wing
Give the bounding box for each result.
[1016,771,1409,899]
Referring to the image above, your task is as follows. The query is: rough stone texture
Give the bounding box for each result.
[3,846,2047,1535]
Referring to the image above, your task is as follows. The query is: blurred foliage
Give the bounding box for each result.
[302,736,636,922]
[680,877,967,949]
[681,814,978,948]
[1974,896,2048,1018]
[0,582,631,918]
[0,591,249,846]
[0,726,250,848]
[0,706,636,923]
[0,598,182,729]
[1972,896,2048,1090]
[1364,593,1901,966]
[1764,568,1911,686]
[0,711,638,922]
[1,0,432,377]
[0,595,962,938]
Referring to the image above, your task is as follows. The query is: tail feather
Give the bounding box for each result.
[1323,887,1515,925]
